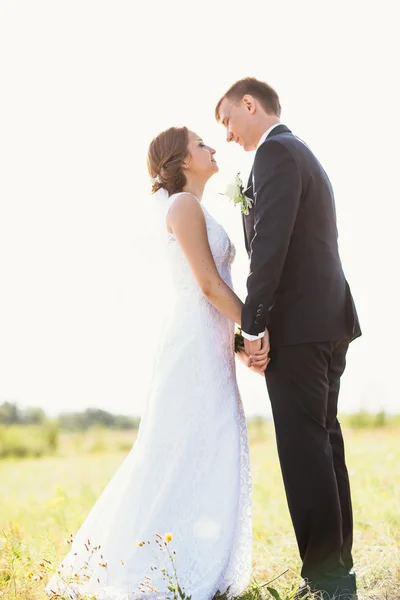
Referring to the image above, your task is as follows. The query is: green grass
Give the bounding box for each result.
[0,425,399,599]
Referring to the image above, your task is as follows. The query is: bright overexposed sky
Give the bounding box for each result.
[0,0,399,417]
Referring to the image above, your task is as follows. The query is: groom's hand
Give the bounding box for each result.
[246,329,270,371]
[244,338,262,359]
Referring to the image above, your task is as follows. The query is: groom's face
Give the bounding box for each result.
[218,97,255,151]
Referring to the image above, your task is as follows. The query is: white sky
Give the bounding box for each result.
[0,0,399,418]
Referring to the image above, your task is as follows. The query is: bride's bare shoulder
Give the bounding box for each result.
[168,193,203,222]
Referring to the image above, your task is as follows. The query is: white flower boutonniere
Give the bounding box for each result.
[222,173,253,216]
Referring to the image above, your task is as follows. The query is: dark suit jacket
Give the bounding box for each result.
[241,124,361,347]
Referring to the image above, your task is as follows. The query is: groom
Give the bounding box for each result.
[216,78,361,600]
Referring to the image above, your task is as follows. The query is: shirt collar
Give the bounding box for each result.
[256,123,284,151]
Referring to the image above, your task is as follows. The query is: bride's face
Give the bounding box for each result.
[185,131,219,180]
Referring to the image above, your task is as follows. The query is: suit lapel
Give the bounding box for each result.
[243,126,291,202]
[242,170,254,256]
[241,125,292,255]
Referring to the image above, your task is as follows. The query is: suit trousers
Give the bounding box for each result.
[265,340,354,587]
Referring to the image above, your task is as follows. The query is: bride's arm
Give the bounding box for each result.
[167,193,243,326]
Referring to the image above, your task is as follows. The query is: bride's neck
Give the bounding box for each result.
[182,179,206,202]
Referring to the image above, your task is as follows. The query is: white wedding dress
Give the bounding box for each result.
[46,191,252,600]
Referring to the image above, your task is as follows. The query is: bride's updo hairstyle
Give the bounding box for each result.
[147,126,189,195]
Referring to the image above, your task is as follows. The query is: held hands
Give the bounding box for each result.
[237,329,270,376]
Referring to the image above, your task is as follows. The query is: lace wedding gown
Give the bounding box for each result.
[46,191,252,600]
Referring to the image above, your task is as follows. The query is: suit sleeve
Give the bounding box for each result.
[241,140,302,336]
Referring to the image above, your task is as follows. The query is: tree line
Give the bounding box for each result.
[0,401,140,431]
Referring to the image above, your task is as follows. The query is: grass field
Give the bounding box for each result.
[0,424,399,600]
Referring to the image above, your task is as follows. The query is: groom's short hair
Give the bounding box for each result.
[215,78,281,121]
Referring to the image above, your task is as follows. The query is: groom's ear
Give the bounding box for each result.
[242,95,256,114]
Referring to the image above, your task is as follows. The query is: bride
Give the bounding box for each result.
[46,126,269,600]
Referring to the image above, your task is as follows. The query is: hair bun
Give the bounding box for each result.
[147,127,189,196]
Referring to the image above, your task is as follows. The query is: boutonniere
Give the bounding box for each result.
[222,173,253,216]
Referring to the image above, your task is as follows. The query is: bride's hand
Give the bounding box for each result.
[249,363,267,376]
[236,350,251,368]
[236,350,265,376]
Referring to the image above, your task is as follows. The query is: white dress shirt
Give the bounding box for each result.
[241,123,284,341]
[256,122,282,151]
